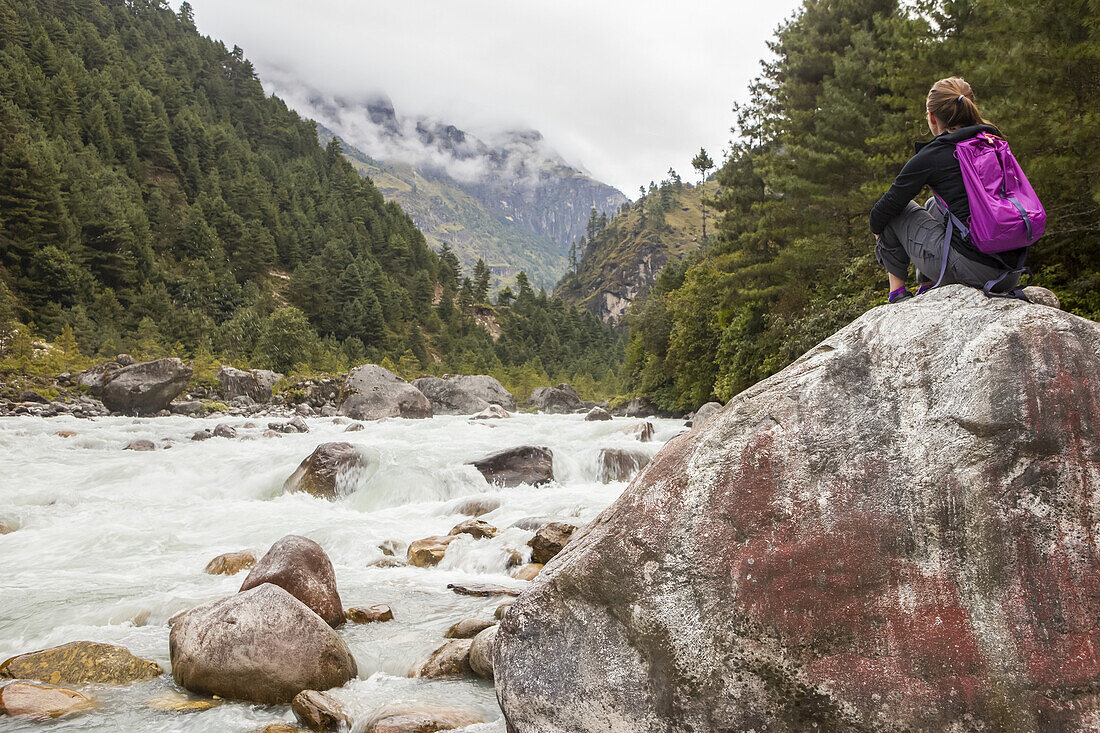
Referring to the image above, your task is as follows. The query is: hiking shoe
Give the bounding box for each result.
[888,287,912,304]
[915,282,935,295]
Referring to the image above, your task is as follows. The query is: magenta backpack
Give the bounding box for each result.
[934,132,1044,298]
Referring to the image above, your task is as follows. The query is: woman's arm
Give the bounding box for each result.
[869,152,932,234]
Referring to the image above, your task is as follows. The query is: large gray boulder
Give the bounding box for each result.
[217,366,283,402]
[690,401,722,429]
[528,384,585,414]
[170,583,356,704]
[239,535,345,627]
[100,358,192,414]
[469,446,554,487]
[337,364,432,421]
[495,286,1100,732]
[411,374,516,414]
[282,442,368,501]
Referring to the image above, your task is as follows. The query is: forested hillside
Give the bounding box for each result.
[556,178,716,324]
[0,0,623,397]
[625,0,1099,411]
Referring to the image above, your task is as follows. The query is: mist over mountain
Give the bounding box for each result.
[268,84,629,265]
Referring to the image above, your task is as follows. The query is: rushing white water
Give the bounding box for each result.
[0,412,681,731]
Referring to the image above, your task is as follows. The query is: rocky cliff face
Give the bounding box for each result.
[495,286,1100,732]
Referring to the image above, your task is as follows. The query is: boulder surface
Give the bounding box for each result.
[170,583,356,704]
[469,446,554,487]
[282,442,368,500]
[100,358,192,414]
[411,374,516,414]
[337,364,432,421]
[239,535,345,627]
[0,682,95,719]
[218,366,283,403]
[0,641,161,684]
[528,384,585,414]
[495,286,1100,732]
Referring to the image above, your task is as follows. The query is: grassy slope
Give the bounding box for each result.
[557,181,718,318]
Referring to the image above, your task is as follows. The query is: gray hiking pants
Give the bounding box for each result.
[875,199,1020,291]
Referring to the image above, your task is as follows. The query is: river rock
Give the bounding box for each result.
[526,521,578,565]
[239,535,344,627]
[218,366,283,403]
[76,360,122,391]
[367,556,407,569]
[0,520,16,534]
[0,682,95,719]
[469,446,554,487]
[406,535,456,568]
[146,691,222,712]
[212,423,237,439]
[1022,285,1061,308]
[170,584,357,704]
[451,497,501,516]
[191,429,212,441]
[362,704,483,733]
[584,407,612,421]
[124,439,155,451]
[346,604,393,623]
[612,396,657,417]
[282,442,367,500]
[528,383,584,414]
[494,602,513,620]
[411,375,516,414]
[337,364,432,421]
[414,639,473,679]
[619,420,654,442]
[292,689,348,731]
[691,400,722,429]
[494,285,1100,732]
[445,618,495,639]
[511,563,543,581]
[471,404,511,420]
[447,582,522,598]
[100,358,192,414]
[596,447,651,483]
[344,422,364,432]
[204,550,256,576]
[0,641,162,684]
[170,400,205,415]
[468,625,496,680]
[449,518,497,539]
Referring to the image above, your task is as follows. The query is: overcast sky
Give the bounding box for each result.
[180,0,804,195]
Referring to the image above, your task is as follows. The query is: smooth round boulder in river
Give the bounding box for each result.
[448,518,497,539]
[411,374,516,414]
[414,639,473,679]
[0,681,96,719]
[406,535,456,568]
[100,358,192,414]
[471,404,511,420]
[239,535,345,627]
[584,406,612,421]
[282,442,367,500]
[346,605,393,624]
[690,400,722,429]
[292,689,348,731]
[362,703,483,733]
[494,286,1100,732]
[468,625,496,680]
[0,641,162,684]
[469,446,554,487]
[445,618,494,639]
[204,550,256,576]
[337,364,432,421]
[526,521,577,565]
[170,583,357,704]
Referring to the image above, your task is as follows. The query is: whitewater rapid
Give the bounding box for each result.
[0,412,681,731]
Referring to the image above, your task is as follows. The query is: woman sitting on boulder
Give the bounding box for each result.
[869,77,1028,302]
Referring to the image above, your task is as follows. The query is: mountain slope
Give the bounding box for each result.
[319,126,565,289]
[274,90,628,285]
[556,179,717,323]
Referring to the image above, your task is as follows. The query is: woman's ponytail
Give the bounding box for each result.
[927,77,990,130]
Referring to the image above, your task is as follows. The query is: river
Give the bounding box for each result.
[0,412,681,731]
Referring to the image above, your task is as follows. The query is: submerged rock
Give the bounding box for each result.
[447,582,521,598]
[362,704,483,733]
[494,285,1100,732]
[596,447,650,483]
[0,520,16,534]
[451,497,502,516]
[282,442,367,500]
[414,639,473,679]
[204,550,256,576]
[469,446,554,487]
[100,358,192,414]
[239,535,345,627]
[146,691,222,712]
[0,681,95,719]
[528,383,584,414]
[170,584,356,704]
[0,641,162,685]
[448,518,498,539]
[620,420,654,442]
[584,406,612,421]
[337,364,432,421]
[123,439,155,451]
[411,374,516,414]
[346,605,393,624]
[212,423,237,439]
[471,404,511,420]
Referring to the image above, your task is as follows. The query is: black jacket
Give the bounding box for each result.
[869,124,1023,269]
